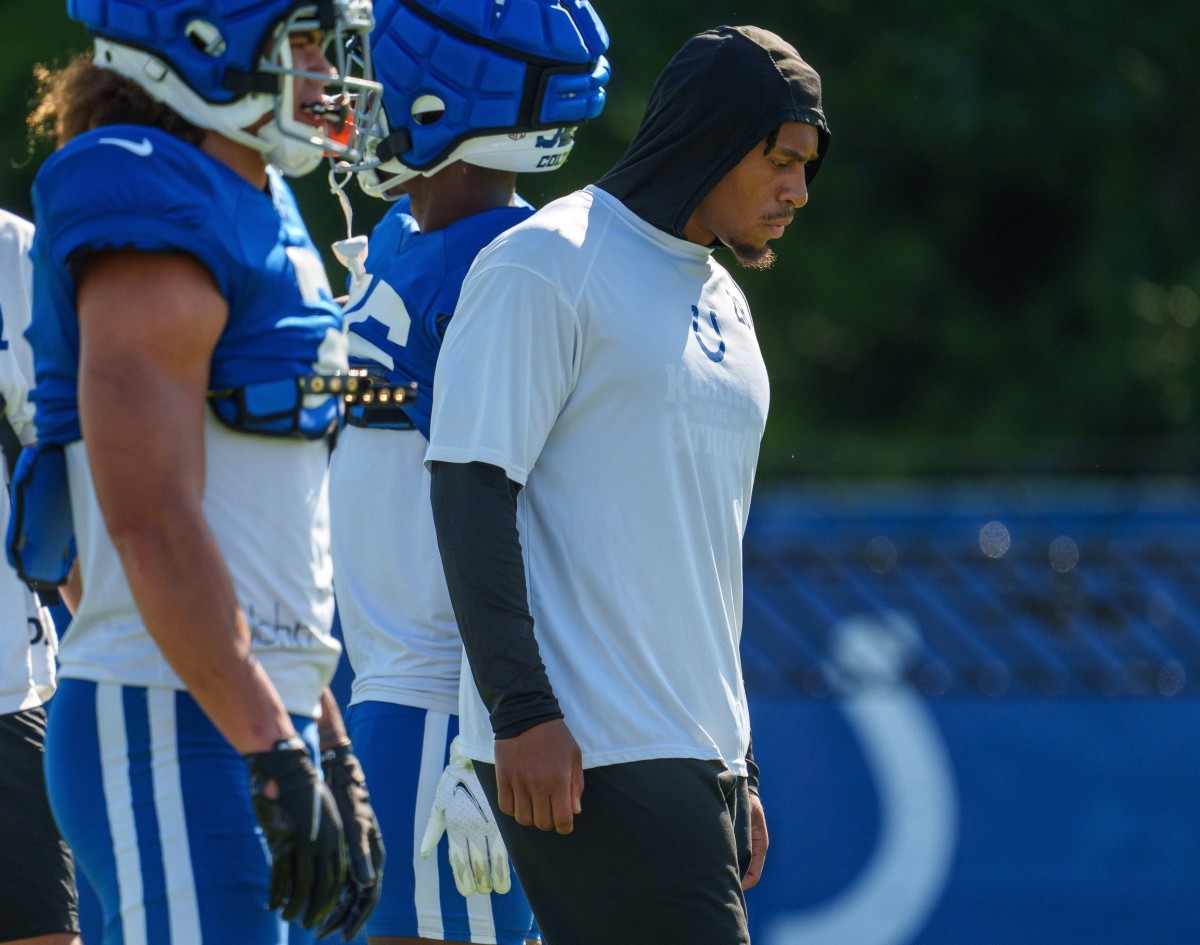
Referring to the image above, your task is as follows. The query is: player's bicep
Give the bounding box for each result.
[76,249,227,528]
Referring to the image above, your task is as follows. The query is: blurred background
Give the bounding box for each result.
[6,0,1200,478]
[4,1,1199,944]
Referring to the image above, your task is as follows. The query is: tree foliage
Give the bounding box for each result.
[2,1,1197,479]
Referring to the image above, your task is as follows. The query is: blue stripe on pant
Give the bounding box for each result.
[345,700,536,944]
[123,687,171,942]
[45,679,319,945]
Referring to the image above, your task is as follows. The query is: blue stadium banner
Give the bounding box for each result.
[742,483,1200,945]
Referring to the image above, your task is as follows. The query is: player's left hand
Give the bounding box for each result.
[316,742,385,940]
[741,790,769,890]
[419,737,513,897]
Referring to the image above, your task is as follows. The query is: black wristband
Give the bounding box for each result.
[244,735,312,789]
[320,740,353,767]
[274,734,306,752]
[245,734,307,758]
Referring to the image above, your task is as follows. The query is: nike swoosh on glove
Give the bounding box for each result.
[419,736,512,896]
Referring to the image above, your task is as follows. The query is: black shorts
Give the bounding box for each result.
[476,757,752,945]
[0,704,80,940]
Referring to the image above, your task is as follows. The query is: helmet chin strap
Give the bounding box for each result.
[256,33,327,177]
[356,161,419,201]
[258,120,325,177]
[93,37,359,178]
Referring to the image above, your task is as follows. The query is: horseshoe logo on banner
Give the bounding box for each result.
[767,613,958,945]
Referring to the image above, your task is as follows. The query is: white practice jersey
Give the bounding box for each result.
[427,186,768,773]
[330,197,537,716]
[0,209,57,714]
[60,413,340,717]
[331,426,461,713]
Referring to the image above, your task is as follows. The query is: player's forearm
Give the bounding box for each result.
[429,459,562,738]
[59,558,82,615]
[317,688,350,752]
[111,509,294,754]
[76,251,294,754]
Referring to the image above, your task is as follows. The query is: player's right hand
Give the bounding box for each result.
[244,736,347,929]
[419,737,512,897]
[494,719,583,835]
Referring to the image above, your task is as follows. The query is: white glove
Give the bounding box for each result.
[419,738,512,897]
[27,593,57,704]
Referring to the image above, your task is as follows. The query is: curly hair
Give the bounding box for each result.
[28,53,204,149]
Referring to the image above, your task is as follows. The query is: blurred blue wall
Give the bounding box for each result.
[741,481,1200,944]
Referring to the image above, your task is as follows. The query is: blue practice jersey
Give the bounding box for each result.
[342,195,534,438]
[29,124,345,444]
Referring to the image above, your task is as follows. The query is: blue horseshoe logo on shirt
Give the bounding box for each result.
[691,305,726,363]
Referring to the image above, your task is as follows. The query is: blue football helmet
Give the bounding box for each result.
[355,0,609,197]
[69,0,385,176]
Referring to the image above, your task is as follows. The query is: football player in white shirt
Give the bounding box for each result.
[22,2,385,942]
[0,208,79,945]
[426,26,829,945]
[328,1,608,942]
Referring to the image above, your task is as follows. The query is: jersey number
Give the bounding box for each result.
[342,277,412,371]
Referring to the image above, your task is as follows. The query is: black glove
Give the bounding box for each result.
[244,736,347,929]
[316,741,386,941]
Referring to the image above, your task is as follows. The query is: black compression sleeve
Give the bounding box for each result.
[745,736,760,796]
[429,460,563,738]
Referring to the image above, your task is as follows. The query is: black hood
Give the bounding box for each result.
[595,25,829,240]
